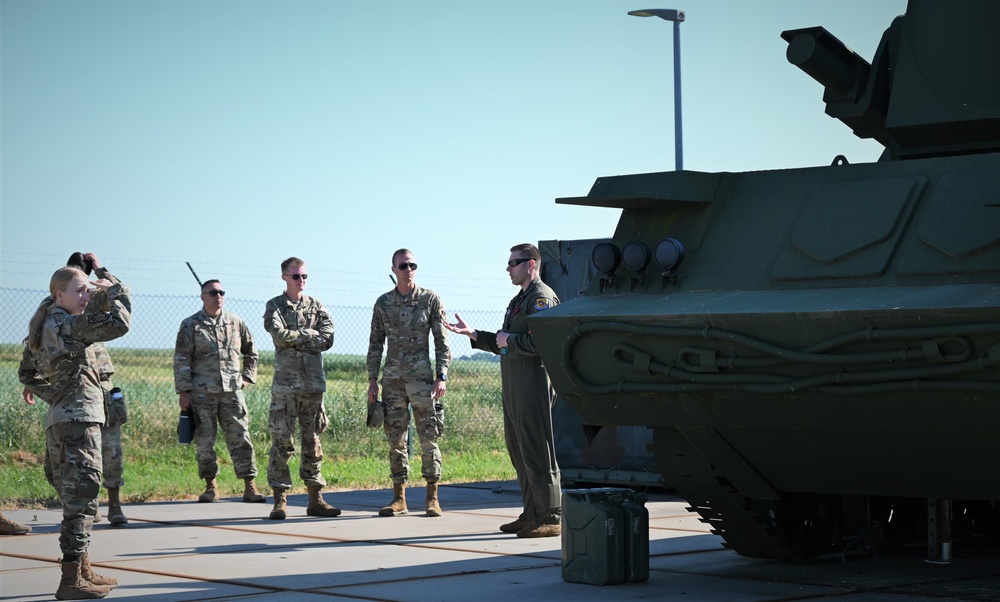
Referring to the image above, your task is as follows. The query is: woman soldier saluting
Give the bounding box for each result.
[20,264,131,600]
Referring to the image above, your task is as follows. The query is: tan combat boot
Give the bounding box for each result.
[269,488,287,520]
[55,559,110,600]
[425,480,442,517]
[0,512,31,535]
[499,518,533,534]
[198,478,217,503]
[80,553,118,588]
[378,483,408,516]
[306,485,342,517]
[516,520,561,538]
[242,477,266,503]
[106,488,127,527]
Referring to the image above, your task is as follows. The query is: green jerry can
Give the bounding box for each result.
[619,491,650,583]
[562,488,650,585]
[562,488,625,585]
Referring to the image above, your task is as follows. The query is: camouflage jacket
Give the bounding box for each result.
[18,346,47,399]
[20,340,125,426]
[19,279,132,429]
[263,293,333,393]
[174,309,258,394]
[86,266,120,380]
[367,286,451,382]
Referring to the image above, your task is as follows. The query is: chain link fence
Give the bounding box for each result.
[1,287,504,462]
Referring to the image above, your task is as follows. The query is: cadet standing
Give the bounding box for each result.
[367,249,451,517]
[445,243,562,538]
[263,257,340,520]
[174,279,266,504]
[21,253,131,529]
[69,253,130,527]
[20,266,131,599]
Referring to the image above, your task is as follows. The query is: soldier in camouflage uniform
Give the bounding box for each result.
[446,243,563,539]
[367,249,451,517]
[23,253,131,528]
[174,279,265,505]
[262,257,340,520]
[70,253,130,527]
[19,265,131,599]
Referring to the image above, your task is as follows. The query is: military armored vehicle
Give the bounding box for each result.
[530,0,1000,560]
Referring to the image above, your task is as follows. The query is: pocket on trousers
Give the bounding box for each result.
[433,403,445,437]
[316,404,329,434]
[268,408,289,436]
[66,464,102,499]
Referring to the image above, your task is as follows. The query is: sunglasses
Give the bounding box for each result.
[397,262,418,271]
[507,258,532,268]
[203,290,226,297]
[287,274,308,280]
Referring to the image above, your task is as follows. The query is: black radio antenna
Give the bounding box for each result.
[185,262,203,287]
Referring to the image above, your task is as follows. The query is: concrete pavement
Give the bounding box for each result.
[2,481,999,601]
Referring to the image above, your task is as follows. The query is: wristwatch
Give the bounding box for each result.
[437,373,447,382]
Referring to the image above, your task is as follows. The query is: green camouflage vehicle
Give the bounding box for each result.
[531,0,1000,560]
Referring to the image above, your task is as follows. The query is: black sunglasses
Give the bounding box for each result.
[288,274,308,280]
[397,262,418,271]
[507,258,531,268]
[203,290,226,297]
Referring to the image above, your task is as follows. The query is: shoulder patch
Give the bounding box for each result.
[534,298,551,311]
[88,313,110,324]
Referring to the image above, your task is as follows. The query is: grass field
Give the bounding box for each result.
[0,344,513,507]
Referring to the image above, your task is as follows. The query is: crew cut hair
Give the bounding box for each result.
[392,248,413,263]
[281,257,304,272]
[509,243,540,261]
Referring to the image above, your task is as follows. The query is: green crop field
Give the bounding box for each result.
[0,344,513,507]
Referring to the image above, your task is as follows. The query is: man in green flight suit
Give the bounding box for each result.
[445,243,562,538]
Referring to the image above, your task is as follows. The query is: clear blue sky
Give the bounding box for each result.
[1,0,907,314]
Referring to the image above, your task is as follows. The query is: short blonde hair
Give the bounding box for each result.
[27,267,87,351]
[281,257,304,273]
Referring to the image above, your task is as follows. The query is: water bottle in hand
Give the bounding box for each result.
[178,410,194,444]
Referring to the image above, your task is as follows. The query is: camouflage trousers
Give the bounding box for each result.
[382,379,441,485]
[45,423,124,490]
[102,381,127,487]
[267,391,327,490]
[101,423,124,488]
[191,391,257,479]
[191,390,258,480]
[46,422,102,558]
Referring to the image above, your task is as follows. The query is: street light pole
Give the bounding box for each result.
[628,8,685,171]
